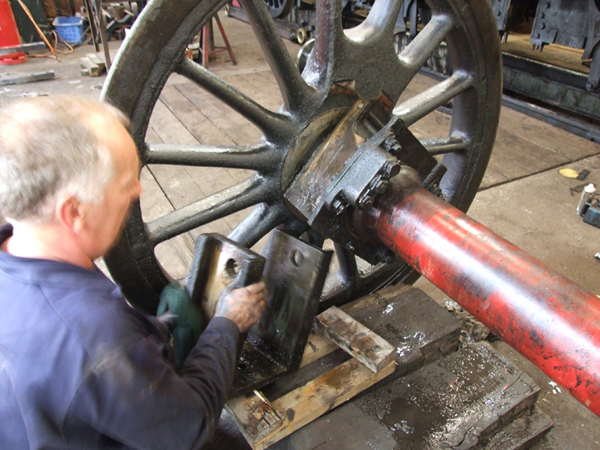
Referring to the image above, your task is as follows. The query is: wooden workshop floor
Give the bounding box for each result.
[1,11,600,448]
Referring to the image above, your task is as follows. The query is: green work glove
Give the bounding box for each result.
[157,283,206,369]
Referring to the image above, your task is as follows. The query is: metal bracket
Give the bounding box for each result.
[248,229,332,372]
[186,231,331,397]
[284,104,445,264]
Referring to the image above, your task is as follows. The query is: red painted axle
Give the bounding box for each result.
[354,169,600,416]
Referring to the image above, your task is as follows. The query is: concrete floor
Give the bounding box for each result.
[2,11,600,448]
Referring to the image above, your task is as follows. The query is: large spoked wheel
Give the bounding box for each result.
[265,0,294,18]
[102,0,502,314]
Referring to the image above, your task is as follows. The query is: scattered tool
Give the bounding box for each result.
[577,169,591,181]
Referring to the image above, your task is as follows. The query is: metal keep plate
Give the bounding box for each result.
[233,229,332,396]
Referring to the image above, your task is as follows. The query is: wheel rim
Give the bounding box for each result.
[102,0,502,313]
[265,0,294,18]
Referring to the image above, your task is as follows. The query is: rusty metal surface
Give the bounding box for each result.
[354,168,600,416]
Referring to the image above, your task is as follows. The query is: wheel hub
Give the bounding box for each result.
[282,83,395,191]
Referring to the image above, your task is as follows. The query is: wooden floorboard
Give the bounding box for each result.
[499,111,600,161]
[160,85,236,146]
[175,82,263,145]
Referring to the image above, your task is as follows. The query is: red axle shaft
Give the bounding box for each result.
[354,169,600,416]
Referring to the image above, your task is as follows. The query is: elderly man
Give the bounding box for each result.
[0,96,266,449]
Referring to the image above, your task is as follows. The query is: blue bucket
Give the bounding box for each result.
[53,16,85,45]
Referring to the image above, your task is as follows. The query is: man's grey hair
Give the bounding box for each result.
[0,96,131,224]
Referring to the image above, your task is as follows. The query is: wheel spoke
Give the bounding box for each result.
[337,0,409,103]
[177,57,292,139]
[357,0,405,38]
[422,135,469,155]
[147,176,271,245]
[334,242,358,286]
[397,14,456,83]
[393,71,473,125]
[303,0,343,89]
[144,142,279,172]
[228,203,288,248]
[239,0,315,111]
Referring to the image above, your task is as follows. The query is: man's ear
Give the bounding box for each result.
[55,196,86,234]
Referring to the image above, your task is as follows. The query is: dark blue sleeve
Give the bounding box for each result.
[65,317,240,450]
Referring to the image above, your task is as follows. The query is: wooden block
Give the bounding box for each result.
[299,284,414,369]
[350,286,461,371]
[299,328,338,368]
[314,306,395,373]
[252,359,395,450]
[226,390,283,444]
[267,287,460,402]
[86,53,105,67]
[79,57,105,77]
[271,343,543,450]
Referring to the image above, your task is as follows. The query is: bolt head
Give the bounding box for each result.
[375,180,389,194]
[384,161,401,178]
[586,81,598,92]
[358,195,374,209]
[332,199,346,214]
[375,248,395,264]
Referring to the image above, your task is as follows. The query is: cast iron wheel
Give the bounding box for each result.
[101,0,502,314]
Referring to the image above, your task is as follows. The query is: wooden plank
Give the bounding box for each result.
[148,99,199,145]
[79,57,105,77]
[500,110,600,161]
[228,288,403,448]
[299,328,338,368]
[480,165,510,190]
[299,284,416,369]
[226,390,284,444]
[342,283,412,315]
[494,116,570,171]
[315,306,395,373]
[160,84,235,146]
[86,53,105,66]
[139,167,195,281]
[174,81,263,146]
[222,72,283,112]
[252,359,395,450]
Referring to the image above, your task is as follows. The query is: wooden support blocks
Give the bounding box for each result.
[314,306,395,373]
[226,306,396,449]
[80,53,106,77]
[227,390,283,444]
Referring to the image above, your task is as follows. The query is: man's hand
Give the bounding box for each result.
[213,282,267,333]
